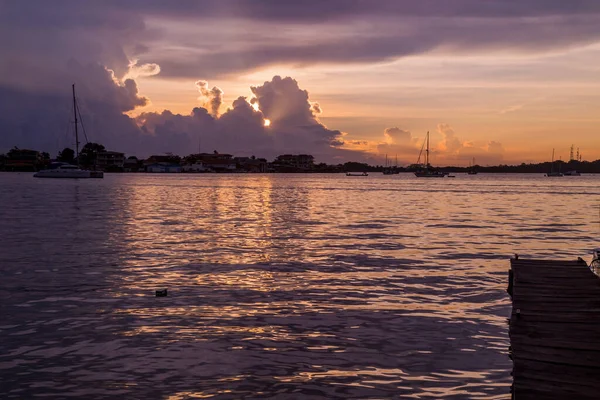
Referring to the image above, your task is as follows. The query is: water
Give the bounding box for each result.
[1,172,598,399]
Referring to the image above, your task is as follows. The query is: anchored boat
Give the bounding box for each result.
[414,131,445,178]
[34,84,103,179]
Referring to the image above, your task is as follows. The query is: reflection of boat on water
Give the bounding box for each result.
[545,149,563,177]
[346,172,368,176]
[414,131,445,178]
[33,84,103,179]
[34,162,104,178]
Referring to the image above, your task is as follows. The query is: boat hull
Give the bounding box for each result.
[414,172,445,178]
[34,170,104,178]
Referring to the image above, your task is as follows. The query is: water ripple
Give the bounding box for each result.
[1,172,598,398]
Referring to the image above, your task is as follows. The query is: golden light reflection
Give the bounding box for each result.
[263,118,271,127]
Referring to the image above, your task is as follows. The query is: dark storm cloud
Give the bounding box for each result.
[150,12,600,78]
[4,1,600,80]
[106,0,600,21]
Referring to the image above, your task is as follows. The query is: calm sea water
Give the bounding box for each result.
[1,172,598,399]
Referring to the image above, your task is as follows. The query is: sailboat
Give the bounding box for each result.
[545,149,563,177]
[382,154,400,175]
[467,157,478,175]
[34,85,103,179]
[414,131,445,178]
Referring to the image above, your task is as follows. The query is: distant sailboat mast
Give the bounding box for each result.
[72,84,80,166]
[426,131,430,168]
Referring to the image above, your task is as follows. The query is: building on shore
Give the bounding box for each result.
[181,162,208,172]
[123,156,142,172]
[96,151,125,171]
[146,163,181,173]
[271,154,314,172]
[183,151,236,172]
[234,156,268,173]
[4,148,45,171]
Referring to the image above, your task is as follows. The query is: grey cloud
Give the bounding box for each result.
[5,1,600,82]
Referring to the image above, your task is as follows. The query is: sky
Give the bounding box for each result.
[1,0,600,165]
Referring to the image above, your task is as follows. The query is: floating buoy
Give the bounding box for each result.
[156,289,168,297]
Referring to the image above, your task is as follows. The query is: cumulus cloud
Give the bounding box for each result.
[132,76,348,160]
[383,127,412,144]
[432,123,505,165]
[249,76,344,152]
[436,123,462,153]
[195,80,224,117]
[311,102,322,115]
[487,140,505,154]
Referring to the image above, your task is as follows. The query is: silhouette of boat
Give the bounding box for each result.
[467,157,478,174]
[382,154,400,175]
[545,149,563,177]
[414,131,445,178]
[34,84,103,179]
[346,172,368,176]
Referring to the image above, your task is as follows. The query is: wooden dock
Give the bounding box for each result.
[508,256,600,399]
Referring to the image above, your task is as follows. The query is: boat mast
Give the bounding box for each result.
[551,148,555,173]
[73,84,79,165]
[426,131,429,168]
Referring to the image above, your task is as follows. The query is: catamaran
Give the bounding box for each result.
[545,149,563,177]
[414,131,445,178]
[34,84,103,179]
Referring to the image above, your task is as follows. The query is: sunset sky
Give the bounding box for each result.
[1,0,600,165]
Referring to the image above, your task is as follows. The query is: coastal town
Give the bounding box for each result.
[0,145,346,173]
[1,144,600,174]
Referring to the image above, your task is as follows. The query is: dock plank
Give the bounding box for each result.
[509,257,600,399]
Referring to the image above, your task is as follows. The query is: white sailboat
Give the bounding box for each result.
[414,131,445,178]
[34,84,103,179]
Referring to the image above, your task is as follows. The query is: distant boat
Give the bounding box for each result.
[346,172,368,176]
[563,170,581,176]
[34,162,104,178]
[467,157,478,175]
[34,84,103,179]
[414,131,445,178]
[382,154,400,175]
[545,148,563,177]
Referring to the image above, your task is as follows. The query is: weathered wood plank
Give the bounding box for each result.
[509,257,600,399]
